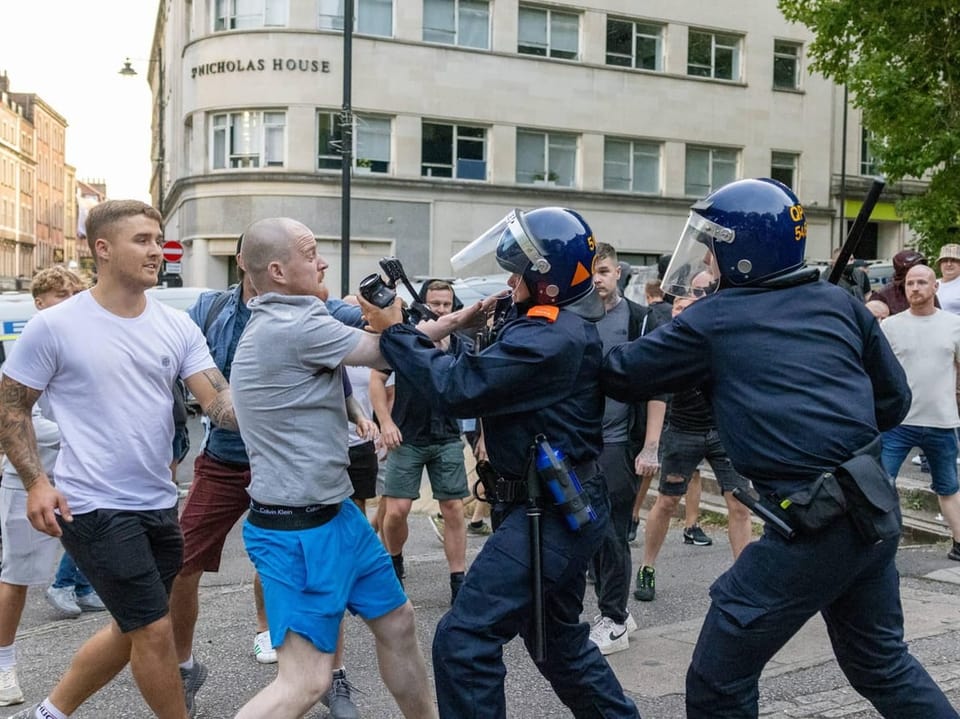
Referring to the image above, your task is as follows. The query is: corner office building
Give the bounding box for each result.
[152,1,921,290]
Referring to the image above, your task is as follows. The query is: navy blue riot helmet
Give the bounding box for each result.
[452,207,603,319]
[661,178,809,299]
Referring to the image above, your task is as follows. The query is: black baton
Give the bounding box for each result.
[827,177,886,285]
[731,487,796,541]
[525,450,546,663]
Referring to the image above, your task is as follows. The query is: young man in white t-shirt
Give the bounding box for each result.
[0,200,237,719]
[881,264,960,561]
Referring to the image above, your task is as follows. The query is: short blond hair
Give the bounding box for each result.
[31,266,86,299]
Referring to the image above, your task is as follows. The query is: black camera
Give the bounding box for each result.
[358,273,397,308]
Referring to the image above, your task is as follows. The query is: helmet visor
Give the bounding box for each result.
[450,209,549,276]
[661,212,730,299]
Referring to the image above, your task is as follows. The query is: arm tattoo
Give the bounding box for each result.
[0,376,45,489]
[200,369,238,430]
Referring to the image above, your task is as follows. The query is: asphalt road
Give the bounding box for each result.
[4,416,960,718]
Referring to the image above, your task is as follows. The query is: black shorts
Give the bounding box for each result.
[348,442,378,500]
[58,507,183,633]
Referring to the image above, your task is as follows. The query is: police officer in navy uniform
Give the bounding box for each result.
[359,207,639,719]
[603,178,958,718]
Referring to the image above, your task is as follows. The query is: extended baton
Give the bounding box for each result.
[827,177,886,285]
[525,449,546,663]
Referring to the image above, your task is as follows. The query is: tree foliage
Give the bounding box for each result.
[779,0,960,255]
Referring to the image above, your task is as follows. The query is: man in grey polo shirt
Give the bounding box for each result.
[229,217,447,719]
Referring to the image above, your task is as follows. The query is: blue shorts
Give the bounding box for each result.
[242,499,406,654]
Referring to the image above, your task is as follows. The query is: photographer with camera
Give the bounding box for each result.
[359,207,639,719]
[369,279,470,605]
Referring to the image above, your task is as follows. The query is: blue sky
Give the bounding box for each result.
[2,1,160,201]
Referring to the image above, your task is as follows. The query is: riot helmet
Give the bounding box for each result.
[452,207,603,318]
[662,178,808,299]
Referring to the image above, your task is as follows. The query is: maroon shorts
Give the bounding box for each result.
[179,452,251,573]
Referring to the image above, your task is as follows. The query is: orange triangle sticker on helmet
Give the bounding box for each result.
[571,261,591,286]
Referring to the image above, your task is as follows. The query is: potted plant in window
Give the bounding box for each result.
[355,158,373,174]
[533,170,559,187]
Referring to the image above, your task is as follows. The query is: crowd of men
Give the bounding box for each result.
[0,183,958,719]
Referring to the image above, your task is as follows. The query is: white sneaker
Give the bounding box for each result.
[0,666,24,706]
[912,455,922,465]
[253,630,277,664]
[625,612,638,634]
[588,616,629,656]
[76,591,107,612]
[45,586,81,617]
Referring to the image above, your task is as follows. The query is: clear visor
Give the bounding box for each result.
[660,212,731,299]
[450,209,549,277]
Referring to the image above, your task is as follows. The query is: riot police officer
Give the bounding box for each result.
[603,178,958,718]
[360,207,639,719]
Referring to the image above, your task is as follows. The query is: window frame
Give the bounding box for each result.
[316,110,392,174]
[770,151,799,191]
[687,29,741,81]
[318,0,394,37]
[684,145,739,197]
[515,129,578,187]
[860,127,878,176]
[603,137,661,194]
[421,121,488,181]
[605,18,663,71]
[213,0,288,31]
[518,5,580,61]
[773,40,802,90]
[423,0,490,49]
[210,109,287,171]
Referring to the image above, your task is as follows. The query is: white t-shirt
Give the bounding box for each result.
[3,291,215,513]
[937,276,960,316]
[882,309,960,428]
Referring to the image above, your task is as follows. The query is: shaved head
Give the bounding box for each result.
[905,264,935,283]
[240,218,314,292]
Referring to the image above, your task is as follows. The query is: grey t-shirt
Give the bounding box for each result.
[231,293,362,506]
[597,299,631,444]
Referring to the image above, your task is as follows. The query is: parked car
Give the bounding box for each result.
[865,262,894,293]
[145,286,213,311]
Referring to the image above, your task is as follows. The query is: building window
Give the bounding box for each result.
[516,130,577,187]
[860,127,878,176]
[355,116,391,173]
[770,151,798,190]
[518,6,579,60]
[214,0,287,30]
[318,0,393,36]
[421,122,487,180]
[317,111,346,170]
[685,146,738,196]
[423,0,489,48]
[687,30,740,80]
[211,111,286,169]
[603,138,660,193]
[773,40,801,90]
[606,18,663,71]
[317,112,391,173]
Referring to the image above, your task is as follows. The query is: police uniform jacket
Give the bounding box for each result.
[379,305,603,480]
[602,279,910,497]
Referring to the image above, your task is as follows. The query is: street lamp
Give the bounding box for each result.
[119,54,165,216]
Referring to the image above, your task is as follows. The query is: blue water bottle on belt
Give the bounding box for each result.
[534,434,598,531]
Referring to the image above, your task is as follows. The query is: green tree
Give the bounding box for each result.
[778,0,960,256]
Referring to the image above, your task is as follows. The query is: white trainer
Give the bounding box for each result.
[625,612,638,634]
[0,666,24,706]
[588,616,629,656]
[45,586,81,617]
[253,630,277,664]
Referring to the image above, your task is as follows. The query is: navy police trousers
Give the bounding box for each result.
[687,507,959,718]
[432,475,639,718]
